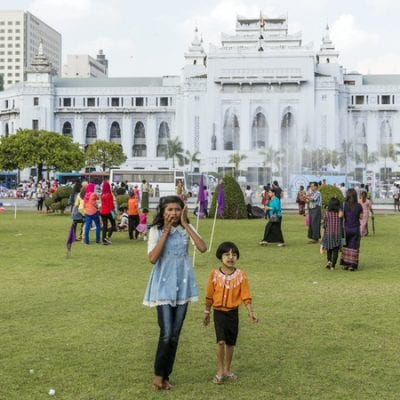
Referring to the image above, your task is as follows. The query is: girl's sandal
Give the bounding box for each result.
[225,372,238,381]
[162,381,174,390]
[212,375,224,385]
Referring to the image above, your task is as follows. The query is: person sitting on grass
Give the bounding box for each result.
[203,241,257,385]
[117,207,129,231]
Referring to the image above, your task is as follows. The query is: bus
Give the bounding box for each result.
[0,171,18,189]
[56,172,110,185]
[109,169,185,197]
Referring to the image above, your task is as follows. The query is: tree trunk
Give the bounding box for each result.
[37,163,43,181]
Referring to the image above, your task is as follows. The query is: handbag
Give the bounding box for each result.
[270,214,279,223]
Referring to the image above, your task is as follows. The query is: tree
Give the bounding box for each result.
[185,150,200,172]
[228,152,247,178]
[338,140,353,176]
[166,137,188,168]
[85,140,127,171]
[0,129,85,179]
[259,147,281,182]
[379,143,397,181]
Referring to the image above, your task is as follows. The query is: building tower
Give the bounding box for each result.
[0,10,61,89]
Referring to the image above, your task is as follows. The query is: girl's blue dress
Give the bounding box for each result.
[143,226,198,307]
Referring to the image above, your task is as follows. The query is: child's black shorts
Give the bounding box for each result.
[213,308,239,346]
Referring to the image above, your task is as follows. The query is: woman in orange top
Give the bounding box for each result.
[203,242,257,385]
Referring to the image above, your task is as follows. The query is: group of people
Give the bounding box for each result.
[297,181,374,272]
[70,180,149,245]
[142,195,257,390]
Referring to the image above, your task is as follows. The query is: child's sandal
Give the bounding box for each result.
[225,372,238,381]
[212,375,224,384]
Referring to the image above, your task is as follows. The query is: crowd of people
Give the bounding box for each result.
[70,179,151,245]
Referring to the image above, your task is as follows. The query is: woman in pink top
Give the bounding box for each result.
[83,183,101,244]
[100,181,116,245]
[359,191,373,237]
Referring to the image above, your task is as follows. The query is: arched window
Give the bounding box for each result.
[110,121,121,139]
[223,108,240,150]
[251,111,268,149]
[62,122,72,137]
[86,121,97,144]
[132,121,146,157]
[157,121,170,157]
[381,120,392,142]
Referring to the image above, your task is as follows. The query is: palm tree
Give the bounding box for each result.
[228,152,247,178]
[166,137,188,169]
[338,140,353,176]
[379,143,397,182]
[259,147,281,182]
[185,150,200,172]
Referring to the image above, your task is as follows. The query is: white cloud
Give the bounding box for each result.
[330,14,379,51]
[355,53,400,75]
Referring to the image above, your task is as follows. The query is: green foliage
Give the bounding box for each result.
[319,184,344,208]
[166,137,188,168]
[47,185,73,213]
[209,176,247,219]
[116,194,129,209]
[0,129,85,178]
[85,140,127,171]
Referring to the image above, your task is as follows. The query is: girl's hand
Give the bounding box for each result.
[164,214,175,230]
[203,313,210,326]
[249,311,258,324]
[180,205,189,226]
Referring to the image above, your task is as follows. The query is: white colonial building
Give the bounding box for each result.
[0,14,399,192]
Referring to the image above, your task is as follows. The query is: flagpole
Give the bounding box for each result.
[192,199,201,266]
[208,206,218,253]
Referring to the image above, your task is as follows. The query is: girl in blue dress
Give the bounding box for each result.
[143,195,207,390]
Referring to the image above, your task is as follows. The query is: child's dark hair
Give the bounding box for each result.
[216,241,240,260]
[327,197,341,212]
[142,208,149,213]
[152,195,186,228]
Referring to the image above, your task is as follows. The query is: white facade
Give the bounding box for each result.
[0,14,400,190]
[63,51,108,78]
[0,10,61,89]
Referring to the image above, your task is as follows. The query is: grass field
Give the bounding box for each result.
[1,211,400,400]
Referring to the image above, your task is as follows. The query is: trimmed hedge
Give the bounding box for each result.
[319,184,344,209]
[45,186,73,213]
[209,176,247,219]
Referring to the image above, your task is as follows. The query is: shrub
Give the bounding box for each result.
[209,176,247,219]
[116,194,129,209]
[47,186,73,213]
[319,184,344,209]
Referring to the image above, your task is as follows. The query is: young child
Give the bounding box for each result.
[117,207,129,231]
[136,208,149,240]
[203,241,257,385]
[321,197,344,270]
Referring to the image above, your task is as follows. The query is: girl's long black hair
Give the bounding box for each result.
[152,195,186,229]
[327,197,341,212]
[345,188,358,210]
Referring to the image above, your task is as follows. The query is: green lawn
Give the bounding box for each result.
[1,211,399,400]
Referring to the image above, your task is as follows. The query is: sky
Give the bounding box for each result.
[3,0,400,77]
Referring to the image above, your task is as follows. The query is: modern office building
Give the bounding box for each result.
[0,10,61,89]
[0,14,399,194]
[63,50,108,78]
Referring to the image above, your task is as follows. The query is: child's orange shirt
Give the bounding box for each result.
[205,268,252,312]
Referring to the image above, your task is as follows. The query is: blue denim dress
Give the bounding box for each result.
[143,227,198,307]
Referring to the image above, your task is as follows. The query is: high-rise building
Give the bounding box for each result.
[0,10,62,89]
[63,50,108,78]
